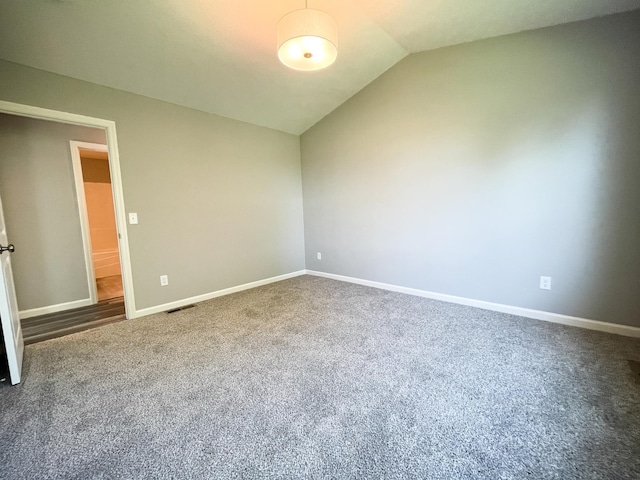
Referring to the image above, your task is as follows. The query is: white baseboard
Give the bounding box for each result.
[133,270,307,318]
[19,298,94,319]
[305,270,640,338]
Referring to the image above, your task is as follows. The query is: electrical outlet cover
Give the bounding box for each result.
[540,276,552,290]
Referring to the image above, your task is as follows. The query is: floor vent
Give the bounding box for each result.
[167,304,196,314]
[629,360,640,385]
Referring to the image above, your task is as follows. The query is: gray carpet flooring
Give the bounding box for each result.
[1,275,639,479]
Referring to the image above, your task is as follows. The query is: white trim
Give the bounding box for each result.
[0,100,136,319]
[135,271,306,318]
[305,270,640,338]
[19,298,93,320]
[69,141,108,305]
[104,121,135,318]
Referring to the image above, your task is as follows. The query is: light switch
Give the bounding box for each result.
[129,212,138,224]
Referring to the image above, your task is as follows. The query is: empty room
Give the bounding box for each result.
[0,1,639,478]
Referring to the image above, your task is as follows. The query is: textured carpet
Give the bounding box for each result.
[1,275,639,479]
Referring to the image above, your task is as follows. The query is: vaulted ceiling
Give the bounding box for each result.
[1,0,639,134]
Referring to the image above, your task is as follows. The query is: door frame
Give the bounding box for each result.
[69,141,110,305]
[0,100,136,319]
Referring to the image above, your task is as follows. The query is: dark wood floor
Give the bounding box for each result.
[21,297,126,345]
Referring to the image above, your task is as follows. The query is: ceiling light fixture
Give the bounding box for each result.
[277,1,338,71]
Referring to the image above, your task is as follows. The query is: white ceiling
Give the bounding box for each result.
[1,0,638,134]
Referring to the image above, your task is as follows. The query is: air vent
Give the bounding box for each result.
[167,304,196,314]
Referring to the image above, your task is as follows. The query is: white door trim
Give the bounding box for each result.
[0,100,136,318]
[69,141,107,305]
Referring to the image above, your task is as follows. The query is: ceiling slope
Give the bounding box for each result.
[0,0,638,134]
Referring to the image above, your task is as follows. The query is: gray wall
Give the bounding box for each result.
[0,114,106,310]
[301,11,640,327]
[0,61,305,311]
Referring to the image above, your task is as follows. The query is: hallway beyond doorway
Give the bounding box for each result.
[21,297,125,345]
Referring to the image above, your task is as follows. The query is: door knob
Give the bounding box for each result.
[0,244,15,254]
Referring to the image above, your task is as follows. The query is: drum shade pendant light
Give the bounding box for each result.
[277,1,338,71]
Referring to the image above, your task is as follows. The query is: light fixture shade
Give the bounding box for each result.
[277,9,338,71]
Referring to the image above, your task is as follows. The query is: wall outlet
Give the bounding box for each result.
[317,252,322,260]
[160,275,168,286]
[540,276,552,290]
[128,212,138,224]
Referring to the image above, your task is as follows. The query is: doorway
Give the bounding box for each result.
[70,142,124,304]
[0,101,136,379]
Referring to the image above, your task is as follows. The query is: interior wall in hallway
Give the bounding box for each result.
[0,113,106,311]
